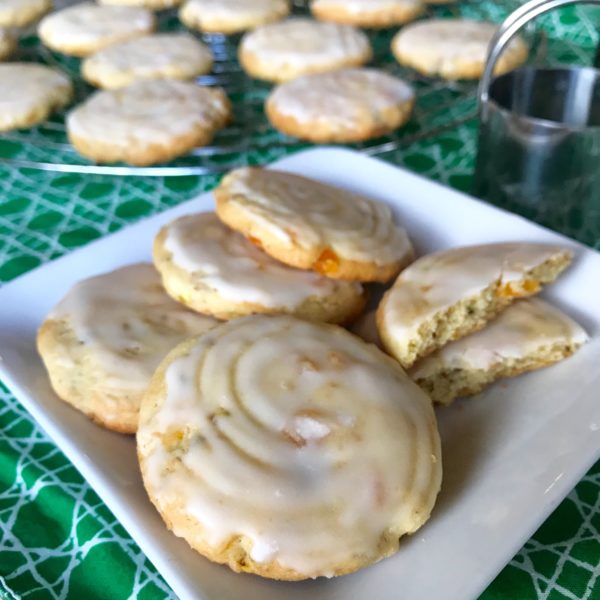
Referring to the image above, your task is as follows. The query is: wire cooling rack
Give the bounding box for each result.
[0,0,543,176]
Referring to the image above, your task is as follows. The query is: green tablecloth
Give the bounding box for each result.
[1,3,599,599]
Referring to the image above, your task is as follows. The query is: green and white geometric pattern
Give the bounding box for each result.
[1,1,599,599]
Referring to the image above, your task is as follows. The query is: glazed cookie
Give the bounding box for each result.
[266,68,415,143]
[0,63,72,131]
[391,19,528,80]
[411,298,588,405]
[0,27,16,59]
[350,308,382,347]
[154,212,366,322]
[180,0,290,34]
[377,243,573,369]
[311,0,424,28]
[82,34,213,89]
[137,315,441,579]
[38,2,155,57]
[239,18,372,83]
[99,0,182,10]
[214,168,414,282]
[37,264,219,434]
[0,0,50,27]
[67,79,230,165]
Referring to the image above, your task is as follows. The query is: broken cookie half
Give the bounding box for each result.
[377,243,573,369]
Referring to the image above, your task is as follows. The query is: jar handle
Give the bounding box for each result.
[478,0,600,121]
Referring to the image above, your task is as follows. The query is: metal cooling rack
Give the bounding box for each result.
[0,0,543,176]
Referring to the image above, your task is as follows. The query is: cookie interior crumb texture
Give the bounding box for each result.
[411,298,589,405]
[377,243,573,369]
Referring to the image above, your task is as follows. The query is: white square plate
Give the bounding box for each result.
[1,148,599,600]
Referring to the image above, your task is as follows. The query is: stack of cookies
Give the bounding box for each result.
[37,166,442,579]
[38,167,417,433]
[36,166,587,580]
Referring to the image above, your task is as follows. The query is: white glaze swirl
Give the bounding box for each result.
[137,315,441,579]
[216,167,414,268]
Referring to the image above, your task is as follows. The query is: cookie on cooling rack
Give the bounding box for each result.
[82,33,213,89]
[0,0,50,27]
[179,0,290,35]
[411,297,588,405]
[98,0,182,10]
[214,167,414,282]
[38,2,155,58]
[66,79,231,166]
[153,212,366,322]
[239,18,372,83]
[311,0,424,28]
[37,264,219,434]
[391,19,528,80]
[0,27,16,60]
[137,314,441,579]
[266,68,415,143]
[376,243,573,369]
[0,63,72,131]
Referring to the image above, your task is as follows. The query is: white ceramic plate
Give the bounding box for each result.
[1,148,599,600]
